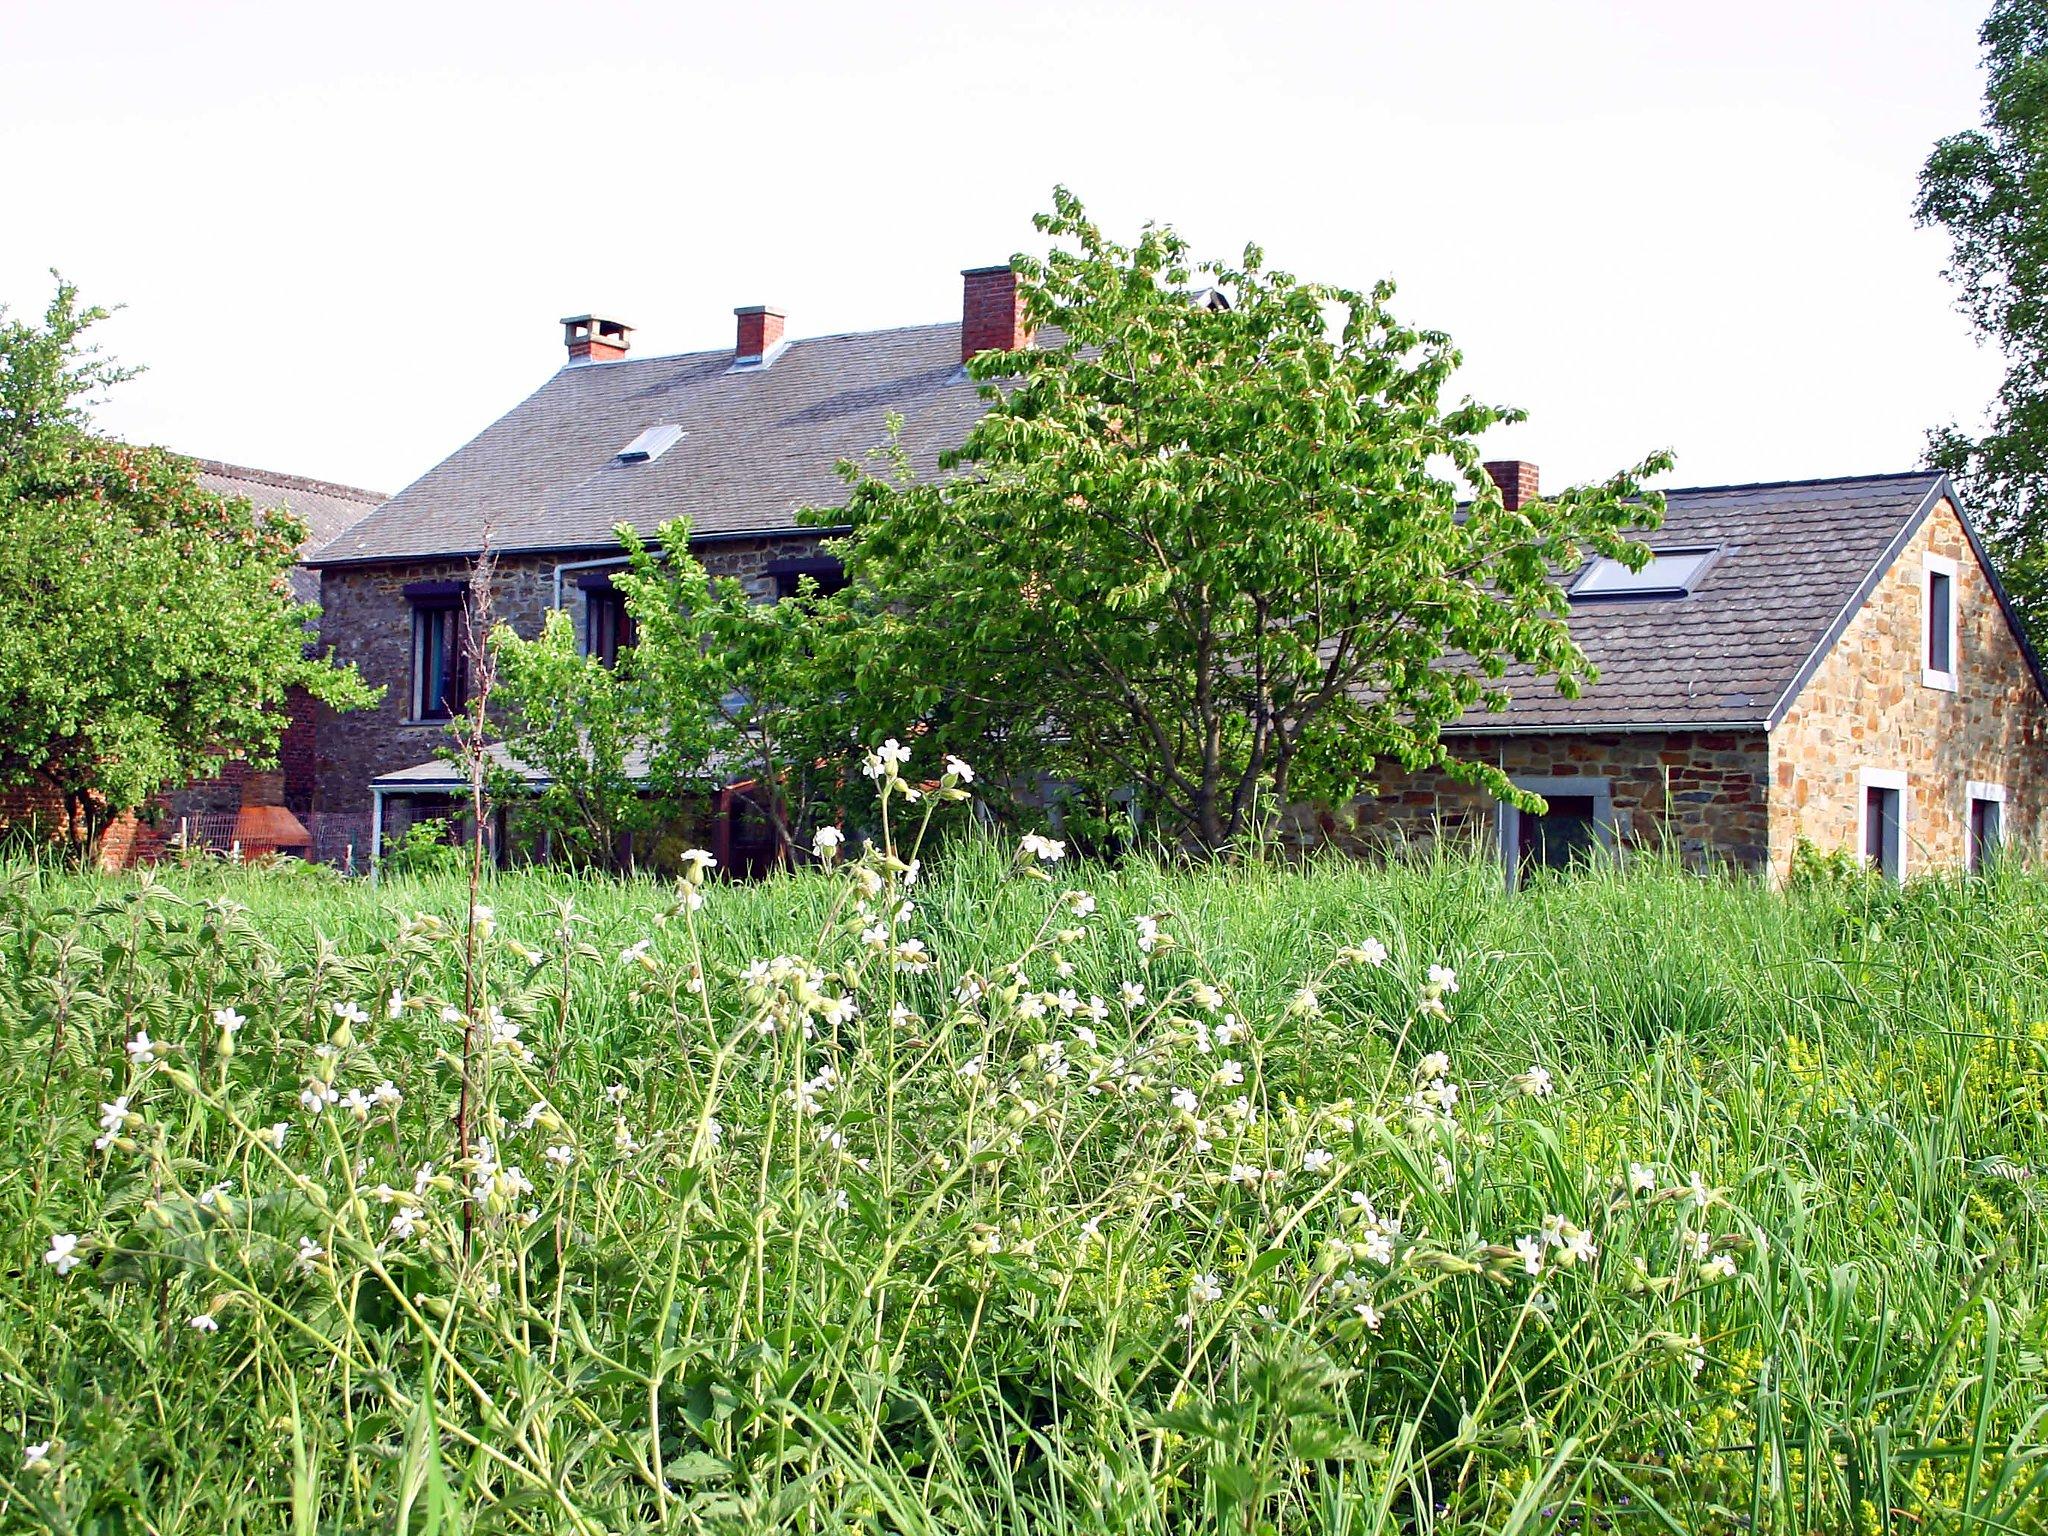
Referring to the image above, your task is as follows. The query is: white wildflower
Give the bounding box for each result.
[189,1313,218,1334]
[1019,832,1065,863]
[43,1233,81,1276]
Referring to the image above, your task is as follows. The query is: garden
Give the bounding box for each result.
[4,751,2045,1532]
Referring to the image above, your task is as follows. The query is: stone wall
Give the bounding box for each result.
[1767,496,2048,877]
[1297,729,1772,872]
[311,536,827,853]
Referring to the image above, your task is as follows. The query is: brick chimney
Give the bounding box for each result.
[561,314,632,365]
[734,305,786,365]
[1484,460,1540,510]
[961,264,1030,363]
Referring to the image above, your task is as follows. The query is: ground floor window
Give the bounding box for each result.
[1967,781,2006,873]
[1858,768,1906,882]
[1496,776,1615,889]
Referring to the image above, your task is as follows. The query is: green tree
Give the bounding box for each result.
[615,520,853,860]
[827,191,1671,855]
[0,279,376,858]
[486,520,858,871]
[487,607,656,868]
[1917,0,2048,641]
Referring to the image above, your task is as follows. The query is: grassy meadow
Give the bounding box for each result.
[1,813,2046,1532]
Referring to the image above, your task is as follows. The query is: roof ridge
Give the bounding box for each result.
[194,458,387,504]
[555,319,960,372]
[1661,469,1937,498]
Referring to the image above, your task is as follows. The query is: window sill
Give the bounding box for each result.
[1921,670,1958,693]
[400,718,454,729]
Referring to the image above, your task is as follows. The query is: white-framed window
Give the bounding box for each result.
[1923,553,1959,692]
[1966,780,2006,873]
[1857,767,1908,882]
[1496,775,1616,890]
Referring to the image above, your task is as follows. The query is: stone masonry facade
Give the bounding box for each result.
[312,535,827,857]
[1767,496,2048,878]
[1298,495,2047,881]
[1297,729,1772,872]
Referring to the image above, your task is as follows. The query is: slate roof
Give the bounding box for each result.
[194,459,385,603]
[308,323,991,566]
[1450,470,1987,733]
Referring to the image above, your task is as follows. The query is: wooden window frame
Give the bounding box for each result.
[407,587,467,723]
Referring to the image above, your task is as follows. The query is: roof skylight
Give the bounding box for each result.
[615,423,684,464]
[1571,546,1719,600]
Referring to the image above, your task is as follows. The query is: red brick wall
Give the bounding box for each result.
[961,266,1028,362]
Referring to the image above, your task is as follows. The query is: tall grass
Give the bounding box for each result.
[0,809,2044,1532]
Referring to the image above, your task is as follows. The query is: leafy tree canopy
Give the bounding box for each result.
[487,520,859,868]
[1918,0,2048,640]
[827,191,1672,855]
[0,278,376,855]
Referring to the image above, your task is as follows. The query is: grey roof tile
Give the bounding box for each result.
[308,323,986,565]
[1450,472,1945,731]
[194,459,386,604]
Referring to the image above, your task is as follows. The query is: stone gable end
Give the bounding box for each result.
[1767,496,2048,877]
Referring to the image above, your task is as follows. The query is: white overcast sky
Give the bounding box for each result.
[0,1,2008,499]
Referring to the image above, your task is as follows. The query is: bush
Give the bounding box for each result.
[380,815,471,879]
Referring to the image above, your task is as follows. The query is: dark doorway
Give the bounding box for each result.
[1517,794,1602,874]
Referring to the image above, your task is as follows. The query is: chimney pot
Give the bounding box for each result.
[961,264,1031,364]
[1483,459,1540,511]
[734,305,786,364]
[561,314,632,365]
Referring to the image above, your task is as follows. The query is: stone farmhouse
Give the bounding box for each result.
[302,266,2048,883]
